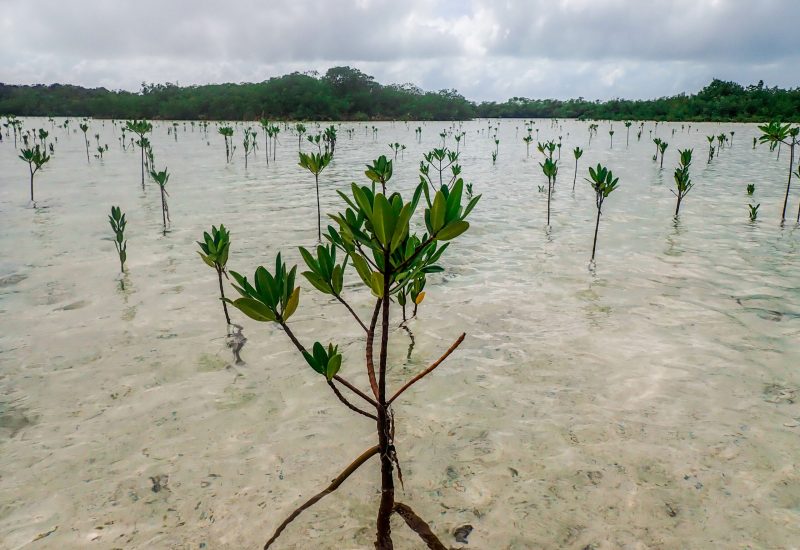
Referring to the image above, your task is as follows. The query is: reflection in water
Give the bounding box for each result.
[226,323,247,365]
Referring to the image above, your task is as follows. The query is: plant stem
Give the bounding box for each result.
[393,503,447,550]
[591,203,602,261]
[217,267,231,325]
[781,140,794,222]
[140,141,145,189]
[263,445,380,549]
[315,173,321,242]
[387,333,465,405]
[572,160,578,191]
[375,248,394,550]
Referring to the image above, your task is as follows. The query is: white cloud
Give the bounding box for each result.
[0,0,797,100]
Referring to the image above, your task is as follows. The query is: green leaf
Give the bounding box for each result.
[430,191,446,233]
[370,271,384,297]
[325,354,342,381]
[230,298,276,322]
[302,271,333,294]
[197,251,216,268]
[283,287,300,320]
[437,220,469,241]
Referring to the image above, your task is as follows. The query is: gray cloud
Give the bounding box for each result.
[0,0,797,101]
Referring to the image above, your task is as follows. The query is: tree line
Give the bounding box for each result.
[1,67,797,122]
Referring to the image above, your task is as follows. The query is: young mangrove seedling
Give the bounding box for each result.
[108,206,127,273]
[243,127,258,169]
[609,127,614,148]
[218,125,234,163]
[125,120,153,189]
[653,137,662,162]
[149,166,170,232]
[79,122,90,163]
[298,151,333,241]
[659,141,669,169]
[323,125,338,155]
[224,156,480,549]
[197,224,232,325]
[19,144,50,203]
[671,149,694,217]
[748,203,760,222]
[295,123,307,150]
[586,163,619,262]
[758,122,798,222]
[625,121,632,147]
[572,147,583,191]
[747,184,755,196]
[540,157,558,226]
[523,134,533,158]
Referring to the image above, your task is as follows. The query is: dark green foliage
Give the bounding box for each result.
[19,144,50,202]
[672,149,694,217]
[197,224,232,325]
[3,74,794,122]
[299,151,334,241]
[108,206,127,273]
[586,164,619,262]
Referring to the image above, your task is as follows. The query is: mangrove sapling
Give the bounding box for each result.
[243,127,257,169]
[659,141,669,169]
[19,145,50,203]
[625,121,632,147]
[671,149,694,217]
[572,147,583,191]
[523,134,533,157]
[747,184,755,195]
[586,164,619,262]
[79,122,90,163]
[218,125,234,163]
[125,120,153,188]
[197,224,232,326]
[540,157,558,226]
[749,203,760,222]
[295,123,307,150]
[653,138,662,161]
[108,206,128,273]
[224,160,479,549]
[758,122,797,222]
[609,127,614,148]
[397,272,426,324]
[298,151,333,241]
[323,125,338,155]
[150,167,170,233]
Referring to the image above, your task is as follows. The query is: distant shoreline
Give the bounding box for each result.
[2,68,797,123]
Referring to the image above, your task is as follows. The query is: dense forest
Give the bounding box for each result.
[1,66,798,122]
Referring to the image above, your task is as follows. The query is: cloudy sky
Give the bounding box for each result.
[1,0,798,101]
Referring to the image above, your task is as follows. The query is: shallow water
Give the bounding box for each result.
[1,118,799,549]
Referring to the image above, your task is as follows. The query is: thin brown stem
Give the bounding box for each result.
[335,294,368,333]
[328,381,377,420]
[281,322,376,411]
[365,299,382,399]
[333,375,378,408]
[387,333,465,405]
[263,445,380,549]
[375,247,395,549]
[393,502,447,550]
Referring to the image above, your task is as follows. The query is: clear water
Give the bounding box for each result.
[1,118,799,549]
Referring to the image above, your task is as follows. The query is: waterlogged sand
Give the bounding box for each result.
[1,118,799,549]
